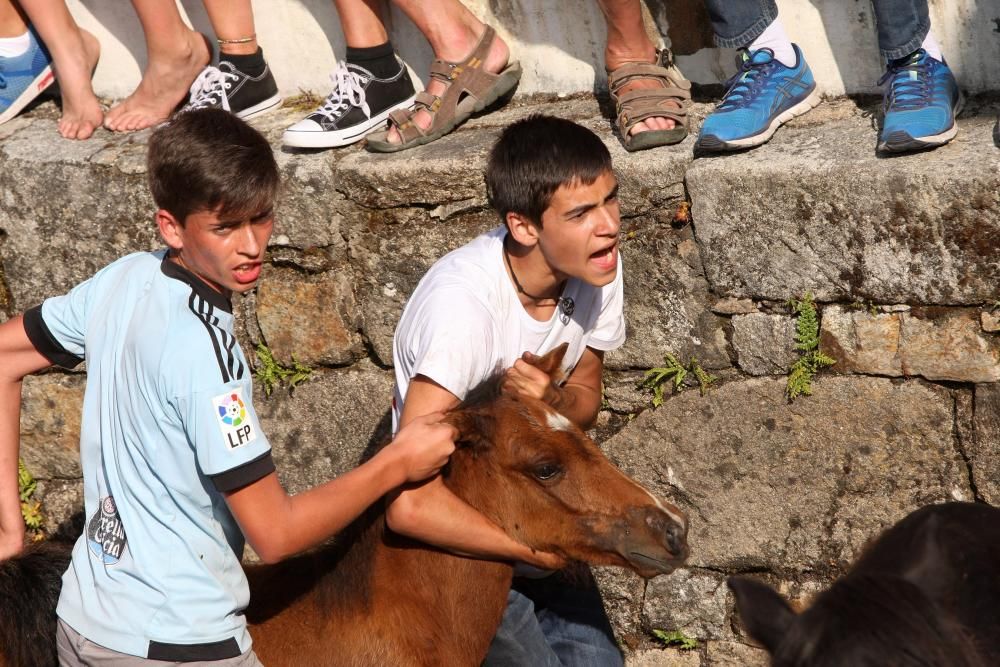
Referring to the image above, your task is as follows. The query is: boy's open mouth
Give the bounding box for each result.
[589,243,617,269]
[233,262,262,284]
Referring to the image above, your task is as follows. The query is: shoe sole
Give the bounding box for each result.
[877,92,965,153]
[624,126,688,153]
[696,88,822,152]
[235,93,283,120]
[282,94,417,149]
[0,65,55,125]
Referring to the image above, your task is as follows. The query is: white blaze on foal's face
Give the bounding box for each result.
[545,409,573,432]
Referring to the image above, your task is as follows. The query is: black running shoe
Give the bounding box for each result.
[182,60,281,119]
[282,60,416,148]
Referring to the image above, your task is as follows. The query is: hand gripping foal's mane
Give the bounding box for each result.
[243,368,526,625]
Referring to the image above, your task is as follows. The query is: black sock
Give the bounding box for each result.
[223,47,267,77]
[346,41,401,80]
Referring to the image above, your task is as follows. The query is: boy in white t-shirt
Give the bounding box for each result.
[389,115,626,666]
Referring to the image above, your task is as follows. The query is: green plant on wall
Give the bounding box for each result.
[255,344,313,397]
[639,353,716,407]
[652,628,699,650]
[18,459,45,541]
[786,292,836,400]
[689,359,716,397]
[849,298,878,316]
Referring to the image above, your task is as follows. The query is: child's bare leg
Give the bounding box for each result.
[335,0,388,47]
[201,0,257,57]
[381,0,509,144]
[17,0,102,139]
[104,0,209,132]
[0,0,27,37]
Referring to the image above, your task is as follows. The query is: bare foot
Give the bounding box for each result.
[104,30,209,132]
[606,53,680,136]
[385,27,509,145]
[55,29,103,140]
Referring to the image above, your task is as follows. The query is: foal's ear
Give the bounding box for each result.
[446,409,496,453]
[728,576,796,653]
[530,343,569,383]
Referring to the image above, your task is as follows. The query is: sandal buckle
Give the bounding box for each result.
[657,48,675,69]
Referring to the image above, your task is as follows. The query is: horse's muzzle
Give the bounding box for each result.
[619,505,689,578]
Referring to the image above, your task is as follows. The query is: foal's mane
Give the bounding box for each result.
[246,371,510,623]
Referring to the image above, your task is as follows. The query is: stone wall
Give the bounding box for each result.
[3,94,999,665]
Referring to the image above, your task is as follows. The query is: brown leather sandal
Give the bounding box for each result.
[366,26,521,153]
[608,48,692,152]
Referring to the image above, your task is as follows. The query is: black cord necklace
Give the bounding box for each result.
[502,237,563,304]
[502,237,575,320]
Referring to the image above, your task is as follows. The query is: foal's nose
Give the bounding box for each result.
[666,520,687,557]
[644,507,689,559]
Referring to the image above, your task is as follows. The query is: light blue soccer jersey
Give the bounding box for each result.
[24,250,274,661]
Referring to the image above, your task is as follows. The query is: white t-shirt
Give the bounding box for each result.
[392,226,625,430]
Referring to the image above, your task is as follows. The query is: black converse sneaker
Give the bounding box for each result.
[282,60,416,149]
[181,60,281,119]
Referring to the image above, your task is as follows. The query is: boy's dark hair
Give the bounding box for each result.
[485,115,612,226]
[147,108,279,224]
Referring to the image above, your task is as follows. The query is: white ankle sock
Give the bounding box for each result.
[920,29,943,61]
[749,19,797,68]
[0,31,30,58]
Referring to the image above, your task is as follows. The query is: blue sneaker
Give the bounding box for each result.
[877,49,961,153]
[696,44,820,152]
[0,27,54,125]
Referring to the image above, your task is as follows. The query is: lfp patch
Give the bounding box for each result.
[212,388,257,449]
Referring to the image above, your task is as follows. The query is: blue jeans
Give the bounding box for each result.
[703,0,930,60]
[482,573,623,667]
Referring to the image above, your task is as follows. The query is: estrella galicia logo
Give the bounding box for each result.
[212,387,257,449]
[87,496,128,565]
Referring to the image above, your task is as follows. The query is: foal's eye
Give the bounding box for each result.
[531,463,562,481]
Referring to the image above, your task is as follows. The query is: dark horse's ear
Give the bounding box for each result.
[530,343,569,383]
[728,576,796,654]
[446,408,496,453]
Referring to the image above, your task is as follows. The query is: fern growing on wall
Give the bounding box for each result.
[639,353,716,407]
[786,292,836,400]
[255,344,313,397]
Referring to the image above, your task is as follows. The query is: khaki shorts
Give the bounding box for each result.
[56,619,264,667]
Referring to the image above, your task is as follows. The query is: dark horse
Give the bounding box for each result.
[0,345,688,666]
[729,502,1000,667]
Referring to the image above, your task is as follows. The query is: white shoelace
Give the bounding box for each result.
[313,62,371,122]
[186,65,239,112]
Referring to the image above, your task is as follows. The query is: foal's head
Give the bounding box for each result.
[444,345,688,578]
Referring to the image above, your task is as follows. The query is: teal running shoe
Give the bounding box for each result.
[0,27,54,125]
[878,49,961,153]
[696,44,820,152]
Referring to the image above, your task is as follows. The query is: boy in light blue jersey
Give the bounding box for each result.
[0,108,456,665]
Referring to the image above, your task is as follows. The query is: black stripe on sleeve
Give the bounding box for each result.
[189,293,230,383]
[210,451,276,493]
[22,306,84,369]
